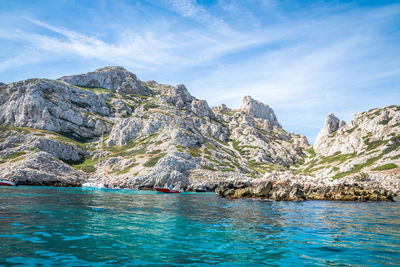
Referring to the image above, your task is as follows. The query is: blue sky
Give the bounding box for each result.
[0,0,399,143]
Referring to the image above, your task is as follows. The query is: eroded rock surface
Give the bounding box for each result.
[0,66,398,199]
[58,66,150,95]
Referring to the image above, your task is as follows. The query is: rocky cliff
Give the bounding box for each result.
[296,106,400,181]
[0,66,399,199]
[0,66,308,189]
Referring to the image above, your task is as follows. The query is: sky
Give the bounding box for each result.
[0,0,399,143]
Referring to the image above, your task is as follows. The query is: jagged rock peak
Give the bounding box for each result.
[317,113,344,138]
[314,113,346,154]
[240,96,281,128]
[57,66,150,96]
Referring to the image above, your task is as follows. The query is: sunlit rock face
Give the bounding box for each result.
[58,66,150,96]
[1,66,398,196]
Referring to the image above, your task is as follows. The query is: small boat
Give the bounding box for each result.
[0,180,16,187]
[154,187,181,194]
[82,181,104,189]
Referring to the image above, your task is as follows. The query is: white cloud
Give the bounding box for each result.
[160,0,233,33]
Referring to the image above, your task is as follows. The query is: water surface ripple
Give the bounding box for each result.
[1,186,400,266]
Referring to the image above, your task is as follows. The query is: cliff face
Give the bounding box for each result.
[0,67,308,189]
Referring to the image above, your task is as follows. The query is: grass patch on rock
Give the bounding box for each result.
[3,151,26,160]
[117,162,139,175]
[72,158,98,173]
[306,147,316,157]
[143,153,167,167]
[333,155,382,179]
[364,138,388,151]
[372,163,397,171]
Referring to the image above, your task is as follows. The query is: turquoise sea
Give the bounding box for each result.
[1,186,400,266]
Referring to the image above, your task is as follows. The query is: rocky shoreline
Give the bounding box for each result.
[215,172,398,201]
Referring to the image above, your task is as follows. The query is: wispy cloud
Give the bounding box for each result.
[160,0,233,33]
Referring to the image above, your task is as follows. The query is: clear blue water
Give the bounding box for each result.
[1,186,400,266]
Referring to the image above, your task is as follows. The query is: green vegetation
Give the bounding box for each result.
[220,110,237,116]
[143,102,158,111]
[117,148,146,157]
[332,166,339,172]
[246,160,284,174]
[232,140,245,156]
[371,110,381,117]
[372,163,397,171]
[3,151,26,160]
[0,125,31,135]
[143,153,167,167]
[176,145,201,157]
[364,138,388,151]
[318,152,356,165]
[106,140,140,154]
[382,135,400,154]
[355,172,369,181]
[219,167,235,172]
[333,155,382,179]
[346,127,356,134]
[209,134,228,146]
[188,150,201,158]
[117,162,139,175]
[378,118,391,125]
[201,165,217,171]
[72,158,98,173]
[55,135,89,150]
[75,86,112,94]
[391,154,400,160]
[306,147,316,158]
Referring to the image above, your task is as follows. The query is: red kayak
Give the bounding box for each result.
[0,180,16,187]
[154,187,181,193]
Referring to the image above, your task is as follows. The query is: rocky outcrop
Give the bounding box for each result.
[300,106,400,181]
[0,79,111,138]
[240,96,281,128]
[216,172,396,201]
[1,152,83,186]
[58,66,150,95]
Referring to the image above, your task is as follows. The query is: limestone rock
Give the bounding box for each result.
[314,113,342,152]
[0,79,111,138]
[1,152,84,186]
[58,66,150,95]
[240,96,281,128]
